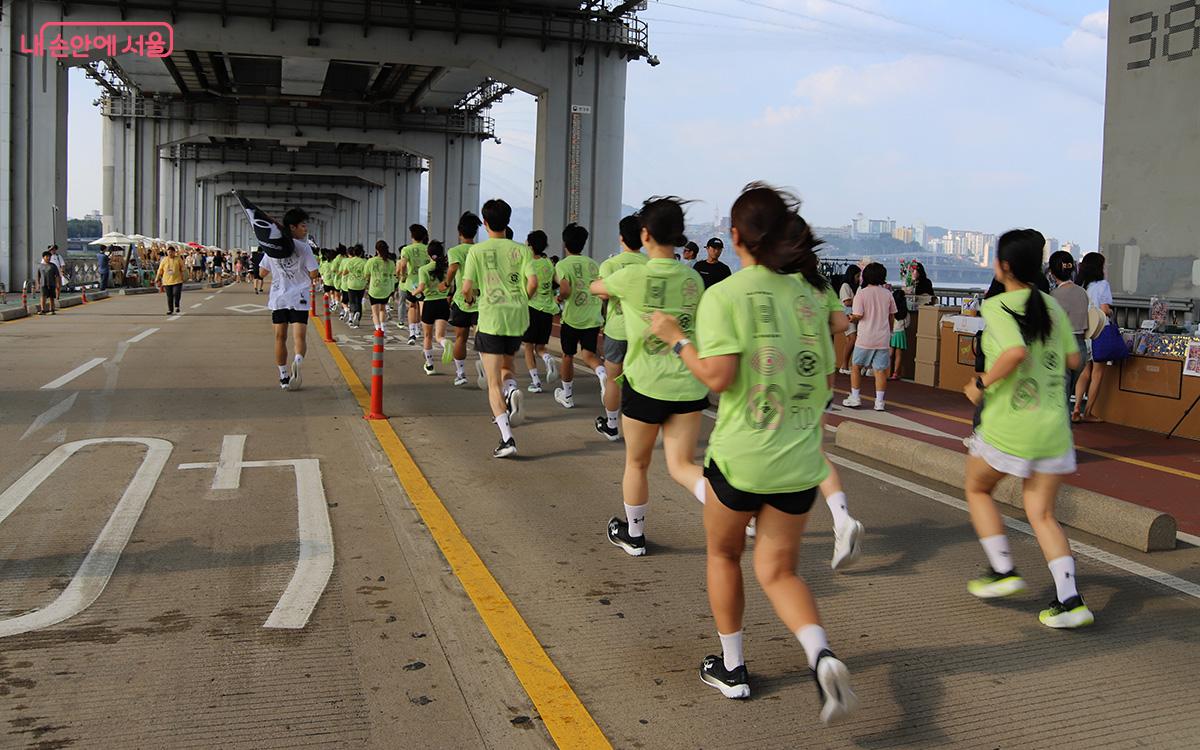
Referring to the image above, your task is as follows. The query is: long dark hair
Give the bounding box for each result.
[997,229,1052,344]
[375,240,394,262]
[913,262,934,295]
[842,265,861,294]
[730,182,826,289]
[427,240,448,280]
[1076,251,1105,289]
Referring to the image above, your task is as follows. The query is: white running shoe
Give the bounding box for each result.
[814,651,858,726]
[506,388,525,427]
[745,517,756,538]
[423,362,435,376]
[528,382,544,394]
[554,387,574,409]
[841,394,862,408]
[831,519,864,570]
[453,375,469,387]
[288,359,303,391]
[873,400,885,412]
[838,368,851,375]
[475,359,487,391]
[544,358,560,386]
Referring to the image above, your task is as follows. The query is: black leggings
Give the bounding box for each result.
[165,283,182,312]
[347,287,364,316]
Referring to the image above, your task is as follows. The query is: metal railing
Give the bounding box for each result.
[928,286,1197,328]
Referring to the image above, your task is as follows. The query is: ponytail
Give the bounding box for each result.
[996,228,1052,343]
[730,182,826,287]
[428,240,448,280]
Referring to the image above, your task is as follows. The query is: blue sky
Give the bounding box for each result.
[69,0,1108,247]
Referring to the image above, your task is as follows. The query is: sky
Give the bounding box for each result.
[69,0,1109,247]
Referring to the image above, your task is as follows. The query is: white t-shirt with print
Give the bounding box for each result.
[261,240,319,311]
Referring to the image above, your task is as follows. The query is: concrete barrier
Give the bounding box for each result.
[834,421,1178,552]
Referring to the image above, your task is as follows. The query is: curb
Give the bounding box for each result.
[1,292,110,319]
[833,421,1178,552]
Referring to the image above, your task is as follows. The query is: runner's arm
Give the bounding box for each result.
[441,263,457,293]
[557,277,571,304]
[649,311,737,392]
[461,279,476,304]
[828,310,849,335]
[526,273,539,298]
[589,279,609,299]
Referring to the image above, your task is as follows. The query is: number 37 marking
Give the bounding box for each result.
[1129,1,1200,70]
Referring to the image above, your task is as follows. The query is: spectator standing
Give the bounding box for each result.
[36,250,61,315]
[1073,252,1114,422]
[48,244,68,290]
[1048,251,1089,415]
[155,246,186,315]
[836,265,861,374]
[97,246,110,290]
[843,262,896,411]
[251,247,266,294]
[682,241,699,266]
[692,238,732,288]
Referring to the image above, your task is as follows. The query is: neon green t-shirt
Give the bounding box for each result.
[524,256,558,315]
[821,284,841,375]
[698,265,831,493]
[448,243,476,313]
[343,256,368,290]
[417,261,450,301]
[462,238,533,336]
[557,254,603,330]
[400,243,429,292]
[979,289,1078,459]
[329,256,347,290]
[364,256,397,299]
[604,258,707,402]
[598,251,649,341]
[318,258,331,285]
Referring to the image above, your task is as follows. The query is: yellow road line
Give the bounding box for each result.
[833,387,1200,482]
[323,338,611,750]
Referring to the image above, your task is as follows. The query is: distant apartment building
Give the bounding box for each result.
[892,226,914,244]
[1060,241,1080,259]
[851,213,896,238]
[914,222,927,248]
[1043,237,1060,262]
[929,230,996,267]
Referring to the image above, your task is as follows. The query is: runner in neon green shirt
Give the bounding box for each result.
[592,216,649,438]
[364,240,397,332]
[520,230,561,393]
[551,224,608,410]
[342,247,368,328]
[329,250,349,321]
[397,224,430,345]
[413,241,452,376]
[444,212,482,385]
[650,184,858,716]
[460,198,538,458]
[961,228,1091,630]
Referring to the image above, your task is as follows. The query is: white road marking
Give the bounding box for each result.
[826,453,1200,601]
[831,405,960,440]
[1178,531,1200,547]
[189,303,203,309]
[226,303,269,314]
[41,357,106,390]
[205,295,216,300]
[20,393,78,441]
[125,327,159,344]
[180,437,333,629]
[168,314,182,321]
[0,437,172,638]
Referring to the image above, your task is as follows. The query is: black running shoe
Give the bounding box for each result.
[813,649,858,725]
[279,376,291,391]
[700,655,750,699]
[493,437,517,459]
[606,517,646,557]
[594,416,620,442]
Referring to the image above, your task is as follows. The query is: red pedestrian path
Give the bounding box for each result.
[826,374,1200,537]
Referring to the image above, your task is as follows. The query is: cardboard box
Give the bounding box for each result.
[917,306,957,337]
[916,335,941,362]
[914,360,939,387]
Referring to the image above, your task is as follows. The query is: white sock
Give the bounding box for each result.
[692,477,707,504]
[563,380,574,397]
[980,534,1014,575]
[596,365,607,381]
[719,631,744,671]
[423,349,433,365]
[542,352,553,366]
[529,369,542,387]
[624,503,646,538]
[496,413,514,442]
[1047,555,1079,602]
[796,624,829,670]
[850,387,861,399]
[504,378,518,396]
[825,491,850,532]
[606,409,620,429]
[410,323,419,336]
[454,359,465,377]
[875,391,886,404]
[293,354,303,364]
[278,365,288,378]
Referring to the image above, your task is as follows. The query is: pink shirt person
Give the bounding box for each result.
[852,285,897,350]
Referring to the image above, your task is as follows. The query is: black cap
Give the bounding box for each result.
[706,237,724,249]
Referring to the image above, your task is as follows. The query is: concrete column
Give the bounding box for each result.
[428,134,481,245]
[533,49,627,259]
[2,1,69,287]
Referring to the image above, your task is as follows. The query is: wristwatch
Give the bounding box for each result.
[673,338,692,356]
[975,376,986,391]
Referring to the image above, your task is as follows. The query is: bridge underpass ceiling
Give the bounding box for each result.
[198,169,384,192]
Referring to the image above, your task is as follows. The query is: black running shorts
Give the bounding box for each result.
[323,284,335,293]
[621,381,709,425]
[476,331,523,356]
[368,295,390,306]
[560,323,599,356]
[449,302,478,329]
[421,298,450,324]
[523,308,553,345]
[271,309,310,325]
[704,460,817,516]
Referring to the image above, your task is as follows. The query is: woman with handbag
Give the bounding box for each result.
[962,229,1092,629]
[1073,252,1116,423]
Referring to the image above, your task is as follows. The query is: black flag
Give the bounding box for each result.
[234,190,293,259]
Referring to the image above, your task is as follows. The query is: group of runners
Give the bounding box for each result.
[245,183,1093,726]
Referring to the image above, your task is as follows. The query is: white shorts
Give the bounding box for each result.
[968,434,1076,479]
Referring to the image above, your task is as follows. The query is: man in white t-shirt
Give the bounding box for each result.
[257,207,320,391]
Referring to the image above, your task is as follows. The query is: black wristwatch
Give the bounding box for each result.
[975,376,986,391]
[673,338,692,356]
